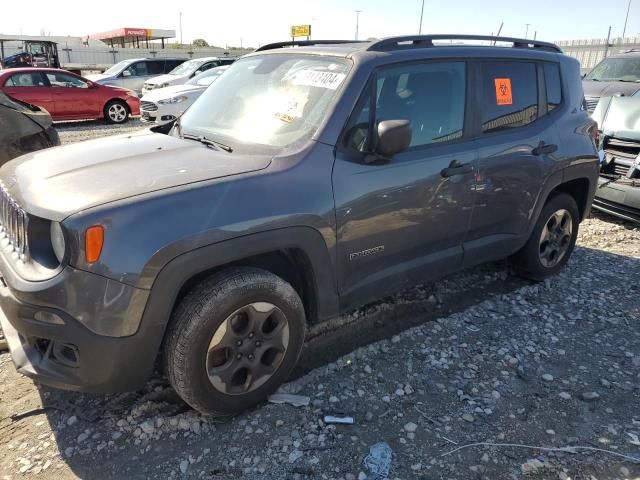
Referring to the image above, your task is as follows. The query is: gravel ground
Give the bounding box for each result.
[0,122,639,479]
[55,119,147,145]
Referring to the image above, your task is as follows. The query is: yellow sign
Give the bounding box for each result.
[291,25,311,38]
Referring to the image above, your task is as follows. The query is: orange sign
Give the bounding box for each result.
[494,78,513,105]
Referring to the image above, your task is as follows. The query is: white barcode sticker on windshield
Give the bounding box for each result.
[290,70,346,90]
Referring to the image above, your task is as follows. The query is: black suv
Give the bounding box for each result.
[0,35,598,415]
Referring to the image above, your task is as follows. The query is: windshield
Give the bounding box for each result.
[178,54,351,151]
[169,59,204,75]
[585,57,640,82]
[103,60,135,75]
[186,68,226,86]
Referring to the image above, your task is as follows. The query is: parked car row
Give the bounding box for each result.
[140,65,229,125]
[0,55,237,125]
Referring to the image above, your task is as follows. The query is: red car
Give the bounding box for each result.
[0,68,140,124]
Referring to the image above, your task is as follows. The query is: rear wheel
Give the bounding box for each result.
[164,267,306,416]
[512,192,579,281]
[104,100,129,124]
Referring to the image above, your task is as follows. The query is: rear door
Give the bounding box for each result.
[1,71,55,115]
[465,59,561,264]
[334,60,477,308]
[46,71,99,119]
[164,59,185,73]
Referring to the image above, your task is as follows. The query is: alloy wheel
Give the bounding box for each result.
[108,104,127,123]
[538,208,573,268]
[205,302,290,395]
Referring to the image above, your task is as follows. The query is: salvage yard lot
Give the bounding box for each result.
[0,121,639,479]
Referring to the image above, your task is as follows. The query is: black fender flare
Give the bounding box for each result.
[131,226,339,377]
[527,160,597,238]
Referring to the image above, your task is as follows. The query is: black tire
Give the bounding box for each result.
[104,100,129,124]
[512,192,580,281]
[164,267,306,416]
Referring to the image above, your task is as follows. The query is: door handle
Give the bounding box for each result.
[441,159,473,178]
[532,142,558,156]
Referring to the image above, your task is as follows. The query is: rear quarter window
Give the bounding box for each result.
[480,61,538,133]
[543,63,562,112]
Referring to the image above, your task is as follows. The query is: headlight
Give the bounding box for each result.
[158,95,188,105]
[50,221,66,263]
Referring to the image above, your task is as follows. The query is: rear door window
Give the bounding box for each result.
[5,72,48,87]
[479,61,538,133]
[164,59,185,72]
[147,60,165,75]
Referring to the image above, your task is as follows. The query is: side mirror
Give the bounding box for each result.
[121,70,131,78]
[376,119,412,158]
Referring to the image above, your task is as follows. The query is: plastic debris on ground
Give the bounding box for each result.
[267,393,310,407]
[363,442,392,478]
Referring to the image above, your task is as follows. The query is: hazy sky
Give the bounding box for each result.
[0,0,638,47]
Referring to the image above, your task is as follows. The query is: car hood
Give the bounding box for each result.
[583,80,640,98]
[141,84,205,101]
[1,130,272,221]
[592,96,640,142]
[146,74,187,86]
[85,73,114,82]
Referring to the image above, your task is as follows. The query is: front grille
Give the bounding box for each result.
[0,182,28,259]
[602,137,640,179]
[140,101,158,112]
[613,162,631,176]
[584,96,599,113]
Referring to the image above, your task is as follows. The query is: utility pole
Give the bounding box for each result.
[525,23,530,39]
[179,12,183,45]
[604,25,612,58]
[419,0,426,34]
[622,0,632,38]
[354,10,361,41]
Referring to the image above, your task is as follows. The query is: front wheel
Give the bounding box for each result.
[164,267,306,416]
[104,100,129,124]
[512,192,580,281]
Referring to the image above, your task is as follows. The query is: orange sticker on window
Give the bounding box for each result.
[494,78,513,105]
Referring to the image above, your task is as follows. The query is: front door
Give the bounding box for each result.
[333,60,477,309]
[45,71,99,119]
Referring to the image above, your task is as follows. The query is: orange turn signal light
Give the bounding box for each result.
[85,225,104,263]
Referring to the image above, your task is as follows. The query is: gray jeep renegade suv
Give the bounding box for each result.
[0,35,599,415]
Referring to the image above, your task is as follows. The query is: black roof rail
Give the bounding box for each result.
[367,35,563,53]
[255,40,366,52]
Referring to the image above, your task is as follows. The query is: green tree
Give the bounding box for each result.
[192,38,209,48]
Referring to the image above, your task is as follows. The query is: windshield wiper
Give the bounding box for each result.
[181,133,233,153]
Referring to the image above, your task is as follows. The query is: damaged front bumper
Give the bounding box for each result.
[593,175,640,223]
